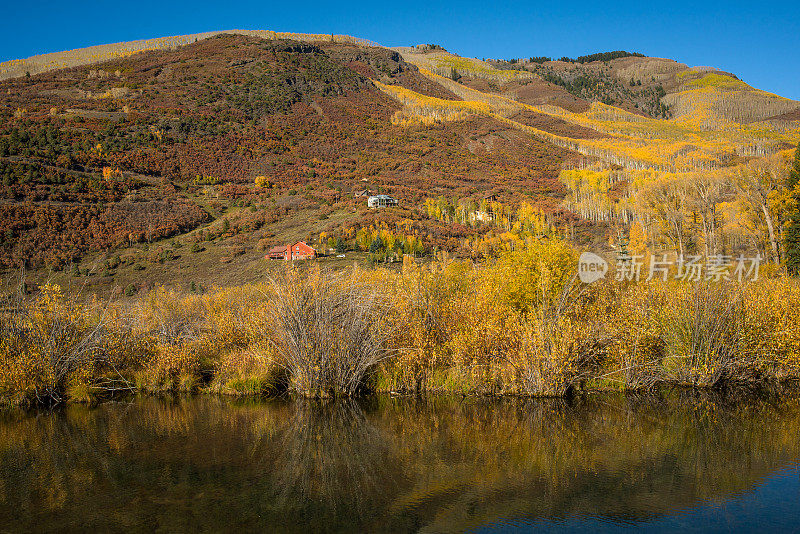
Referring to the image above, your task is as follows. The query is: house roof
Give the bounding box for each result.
[268,245,288,253]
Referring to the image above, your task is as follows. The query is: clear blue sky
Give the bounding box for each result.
[1,0,799,99]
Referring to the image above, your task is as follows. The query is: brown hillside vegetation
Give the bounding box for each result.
[509,109,609,139]
[0,30,798,292]
[502,79,590,113]
[0,30,382,81]
[0,34,580,275]
[0,200,208,269]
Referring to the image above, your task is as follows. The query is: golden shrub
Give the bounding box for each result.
[5,245,800,405]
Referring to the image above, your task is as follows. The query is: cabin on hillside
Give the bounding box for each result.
[267,242,316,261]
[367,194,398,208]
[267,245,288,260]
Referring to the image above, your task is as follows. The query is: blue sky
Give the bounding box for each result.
[1,1,799,99]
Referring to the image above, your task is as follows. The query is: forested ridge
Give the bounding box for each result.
[0,31,798,292]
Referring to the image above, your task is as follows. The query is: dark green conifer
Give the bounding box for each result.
[785,143,800,275]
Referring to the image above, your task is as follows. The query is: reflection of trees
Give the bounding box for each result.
[269,399,398,529]
[373,392,800,532]
[0,392,800,532]
[0,397,290,531]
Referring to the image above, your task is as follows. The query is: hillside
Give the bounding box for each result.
[1,31,799,294]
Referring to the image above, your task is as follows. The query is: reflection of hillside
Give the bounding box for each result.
[370,393,800,532]
[0,392,799,532]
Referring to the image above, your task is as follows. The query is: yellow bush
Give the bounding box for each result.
[0,284,149,406]
[208,347,286,396]
[135,343,199,393]
[4,252,800,405]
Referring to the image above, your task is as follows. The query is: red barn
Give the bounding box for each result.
[266,241,316,261]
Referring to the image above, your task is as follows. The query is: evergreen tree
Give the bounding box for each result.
[369,236,384,254]
[785,143,800,275]
[790,141,800,190]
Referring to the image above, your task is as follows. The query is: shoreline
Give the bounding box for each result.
[7,377,800,411]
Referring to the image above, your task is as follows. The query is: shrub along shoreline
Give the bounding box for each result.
[3,238,800,407]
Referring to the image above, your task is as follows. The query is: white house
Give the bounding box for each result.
[367,194,398,208]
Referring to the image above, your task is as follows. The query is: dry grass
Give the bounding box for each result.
[208,348,286,396]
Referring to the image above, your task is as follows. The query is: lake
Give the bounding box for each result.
[1,391,799,532]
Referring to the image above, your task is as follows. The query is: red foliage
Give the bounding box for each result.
[0,200,208,269]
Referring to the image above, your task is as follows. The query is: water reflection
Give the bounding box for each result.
[271,400,397,528]
[0,391,799,532]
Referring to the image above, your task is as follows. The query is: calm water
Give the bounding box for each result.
[1,392,800,533]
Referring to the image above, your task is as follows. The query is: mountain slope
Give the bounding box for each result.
[0,30,380,81]
[405,47,799,127]
[1,31,798,293]
[0,33,580,285]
